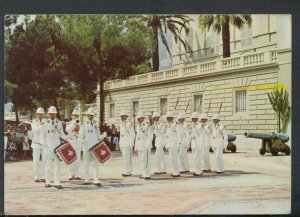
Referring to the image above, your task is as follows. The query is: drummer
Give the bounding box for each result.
[66,109,82,181]
[44,106,68,189]
[78,107,106,187]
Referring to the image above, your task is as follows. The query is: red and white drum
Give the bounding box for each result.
[89,141,111,163]
[54,142,77,164]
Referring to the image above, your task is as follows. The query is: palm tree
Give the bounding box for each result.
[198,15,252,58]
[139,15,192,71]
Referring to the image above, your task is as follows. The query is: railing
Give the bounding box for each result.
[105,50,278,90]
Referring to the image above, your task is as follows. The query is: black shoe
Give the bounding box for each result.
[40,179,46,183]
[74,177,81,180]
[184,170,190,173]
[68,177,74,181]
[160,172,167,174]
[171,174,180,177]
[203,169,211,172]
[82,182,89,185]
[144,177,151,180]
[139,176,144,179]
[94,183,102,187]
[35,179,40,183]
[56,185,63,189]
[216,171,224,174]
[45,184,51,188]
[154,172,161,175]
[193,173,203,176]
[122,174,132,177]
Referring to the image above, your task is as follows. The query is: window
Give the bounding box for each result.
[160,98,168,115]
[193,95,203,112]
[241,27,253,47]
[206,33,220,55]
[235,90,247,112]
[109,103,115,118]
[132,101,139,116]
[186,28,194,53]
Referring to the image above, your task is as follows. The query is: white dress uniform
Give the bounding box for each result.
[66,119,82,179]
[79,119,106,184]
[119,111,135,176]
[31,117,46,181]
[211,114,228,173]
[190,112,203,175]
[177,115,191,173]
[165,111,180,176]
[152,112,167,173]
[44,116,68,186]
[135,113,153,178]
[199,114,212,171]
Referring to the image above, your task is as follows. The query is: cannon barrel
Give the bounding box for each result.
[244,132,289,142]
[228,133,236,142]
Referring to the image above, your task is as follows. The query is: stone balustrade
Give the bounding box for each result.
[105,50,277,90]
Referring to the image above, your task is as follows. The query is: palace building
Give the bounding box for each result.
[88,14,291,146]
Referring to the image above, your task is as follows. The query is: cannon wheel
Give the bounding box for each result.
[231,145,237,153]
[259,148,266,155]
[271,148,278,156]
[284,146,291,156]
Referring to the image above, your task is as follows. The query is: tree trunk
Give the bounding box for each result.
[151,25,159,71]
[99,72,105,127]
[54,100,61,120]
[222,16,231,58]
[14,103,19,123]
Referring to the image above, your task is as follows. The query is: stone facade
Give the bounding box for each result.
[87,14,291,147]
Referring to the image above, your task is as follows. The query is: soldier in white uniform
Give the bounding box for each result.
[134,112,153,180]
[31,107,46,183]
[66,109,82,180]
[119,111,135,177]
[199,113,212,172]
[177,113,190,173]
[79,107,106,186]
[190,112,203,176]
[44,106,68,189]
[165,111,180,177]
[152,112,167,174]
[211,114,228,174]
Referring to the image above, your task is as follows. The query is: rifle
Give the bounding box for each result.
[218,101,223,114]
[184,101,189,113]
[174,97,179,111]
[207,99,212,113]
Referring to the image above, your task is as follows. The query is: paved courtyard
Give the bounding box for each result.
[4,143,291,215]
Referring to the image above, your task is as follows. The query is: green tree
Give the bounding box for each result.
[267,88,291,133]
[139,15,192,71]
[198,15,252,58]
[60,15,152,125]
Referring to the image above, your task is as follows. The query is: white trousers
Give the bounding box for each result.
[138,149,151,177]
[68,142,82,178]
[168,145,180,176]
[83,151,99,183]
[191,138,203,175]
[179,146,190,172]
[155,146,166,173]
[32,147,45,180]
[214,143,224,172]
[45,148,61,185]
[120,147,132,175]
[202,143,211,170]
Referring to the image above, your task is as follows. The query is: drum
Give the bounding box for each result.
[89,141,111,163]
[54,142,77,164]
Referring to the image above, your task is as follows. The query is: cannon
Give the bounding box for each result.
[244,132,290,156]
[209,133,237,153]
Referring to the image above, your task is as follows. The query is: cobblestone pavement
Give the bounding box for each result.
[4,148,291,215]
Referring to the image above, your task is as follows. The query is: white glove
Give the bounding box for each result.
[102,132,107,137]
